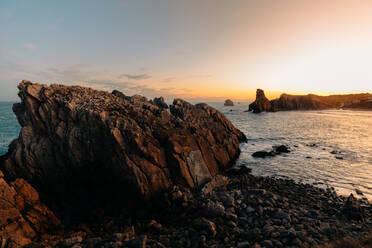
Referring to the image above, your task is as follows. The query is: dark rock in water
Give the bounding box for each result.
[152,96,168,109]
[274,145,290,153]
[1,81,246,215]
[0,171,60,247]
[355,189,363,195]
[249,89,271,113]
[252,151,275,158]
[224,99,234,106]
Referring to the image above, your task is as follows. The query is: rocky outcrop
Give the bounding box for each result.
[249,89,372,113]
[248,89,271,113]
[151,97,168,109]
[224,99,234,106]
[1,81,246,215]
[0,171,60,247]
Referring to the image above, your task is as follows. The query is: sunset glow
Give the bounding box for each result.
[1,0,371,101]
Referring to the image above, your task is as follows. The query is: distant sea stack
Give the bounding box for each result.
[249,89,372,113]
[248,89,271,113]
[1,81,247,215]
[224,99,234,106]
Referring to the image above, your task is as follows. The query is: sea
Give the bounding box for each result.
[0,101,371,199]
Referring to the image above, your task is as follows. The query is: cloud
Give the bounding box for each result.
[45,64,92,81]
[189,74,213,78]
[162,77,175,83]
[119,73,151,80]
[175,50,185,55]
[23,43,37,51]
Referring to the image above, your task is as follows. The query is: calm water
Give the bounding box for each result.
[211,102,372,199]
[0,102,20,156]
[0,101,371,198]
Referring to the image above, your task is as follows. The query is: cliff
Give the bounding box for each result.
[249,89,372,113]
[0,81,246,216]
[248,89,271,113]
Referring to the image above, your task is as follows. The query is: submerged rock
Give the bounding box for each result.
[252,151,275,158]
[1,81,246,214]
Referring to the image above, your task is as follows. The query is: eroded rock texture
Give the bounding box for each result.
[1,81,246,213]
[0,171,60,247]
[248,89,271,113]
[249,89,372,113]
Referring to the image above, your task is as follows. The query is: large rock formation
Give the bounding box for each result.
[249,89,372,113]
[1,81,246,215]
[224,99,234,106]
[248,89,271,113]
[0,171,60,247]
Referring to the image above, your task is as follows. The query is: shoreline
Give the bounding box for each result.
[30,167,372,248]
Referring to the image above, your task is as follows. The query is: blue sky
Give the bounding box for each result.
[1,0,371,101]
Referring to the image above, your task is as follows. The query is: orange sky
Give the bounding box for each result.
[1,0,372,101]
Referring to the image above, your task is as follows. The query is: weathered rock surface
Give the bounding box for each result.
[248,89,271,113]
[249,89,372,113]
[1,81,246,214]
[151,97,168,109]
[224,99,234,106]
[0,171,60,247]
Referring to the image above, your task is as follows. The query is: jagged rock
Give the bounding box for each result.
[1,81,246,215]
[248,89,271,113]
[152,97,168,109]
[224,99,234,106]
[0,171,60,247]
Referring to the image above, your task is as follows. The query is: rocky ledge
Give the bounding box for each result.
[0,171,60,247]
[249,89,372,113]
[0,81,246,218]
[27,168,372,248]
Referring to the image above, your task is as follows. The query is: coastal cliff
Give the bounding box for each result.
[249,89,372,113]
[1,81,246,213]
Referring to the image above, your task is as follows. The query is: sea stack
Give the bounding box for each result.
[248,89,271,113]
[224,99,234,106]
[1,81,247,213]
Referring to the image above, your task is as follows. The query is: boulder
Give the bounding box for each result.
[1,81,246,214]
[152,97,168,109]
[0,171,60,247]
[252,151,275,158]
[248,89,271,113]
[224,99,234,106]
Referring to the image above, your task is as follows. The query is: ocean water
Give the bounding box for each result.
[211,102,372,199]
[0,101,371,199]
[0,102,20,156]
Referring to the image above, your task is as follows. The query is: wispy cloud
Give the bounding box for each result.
[119,73,151,80]
[162,77,175,83]
[23,43,37,51]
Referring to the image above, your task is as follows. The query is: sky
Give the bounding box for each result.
[1,0,372,102]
